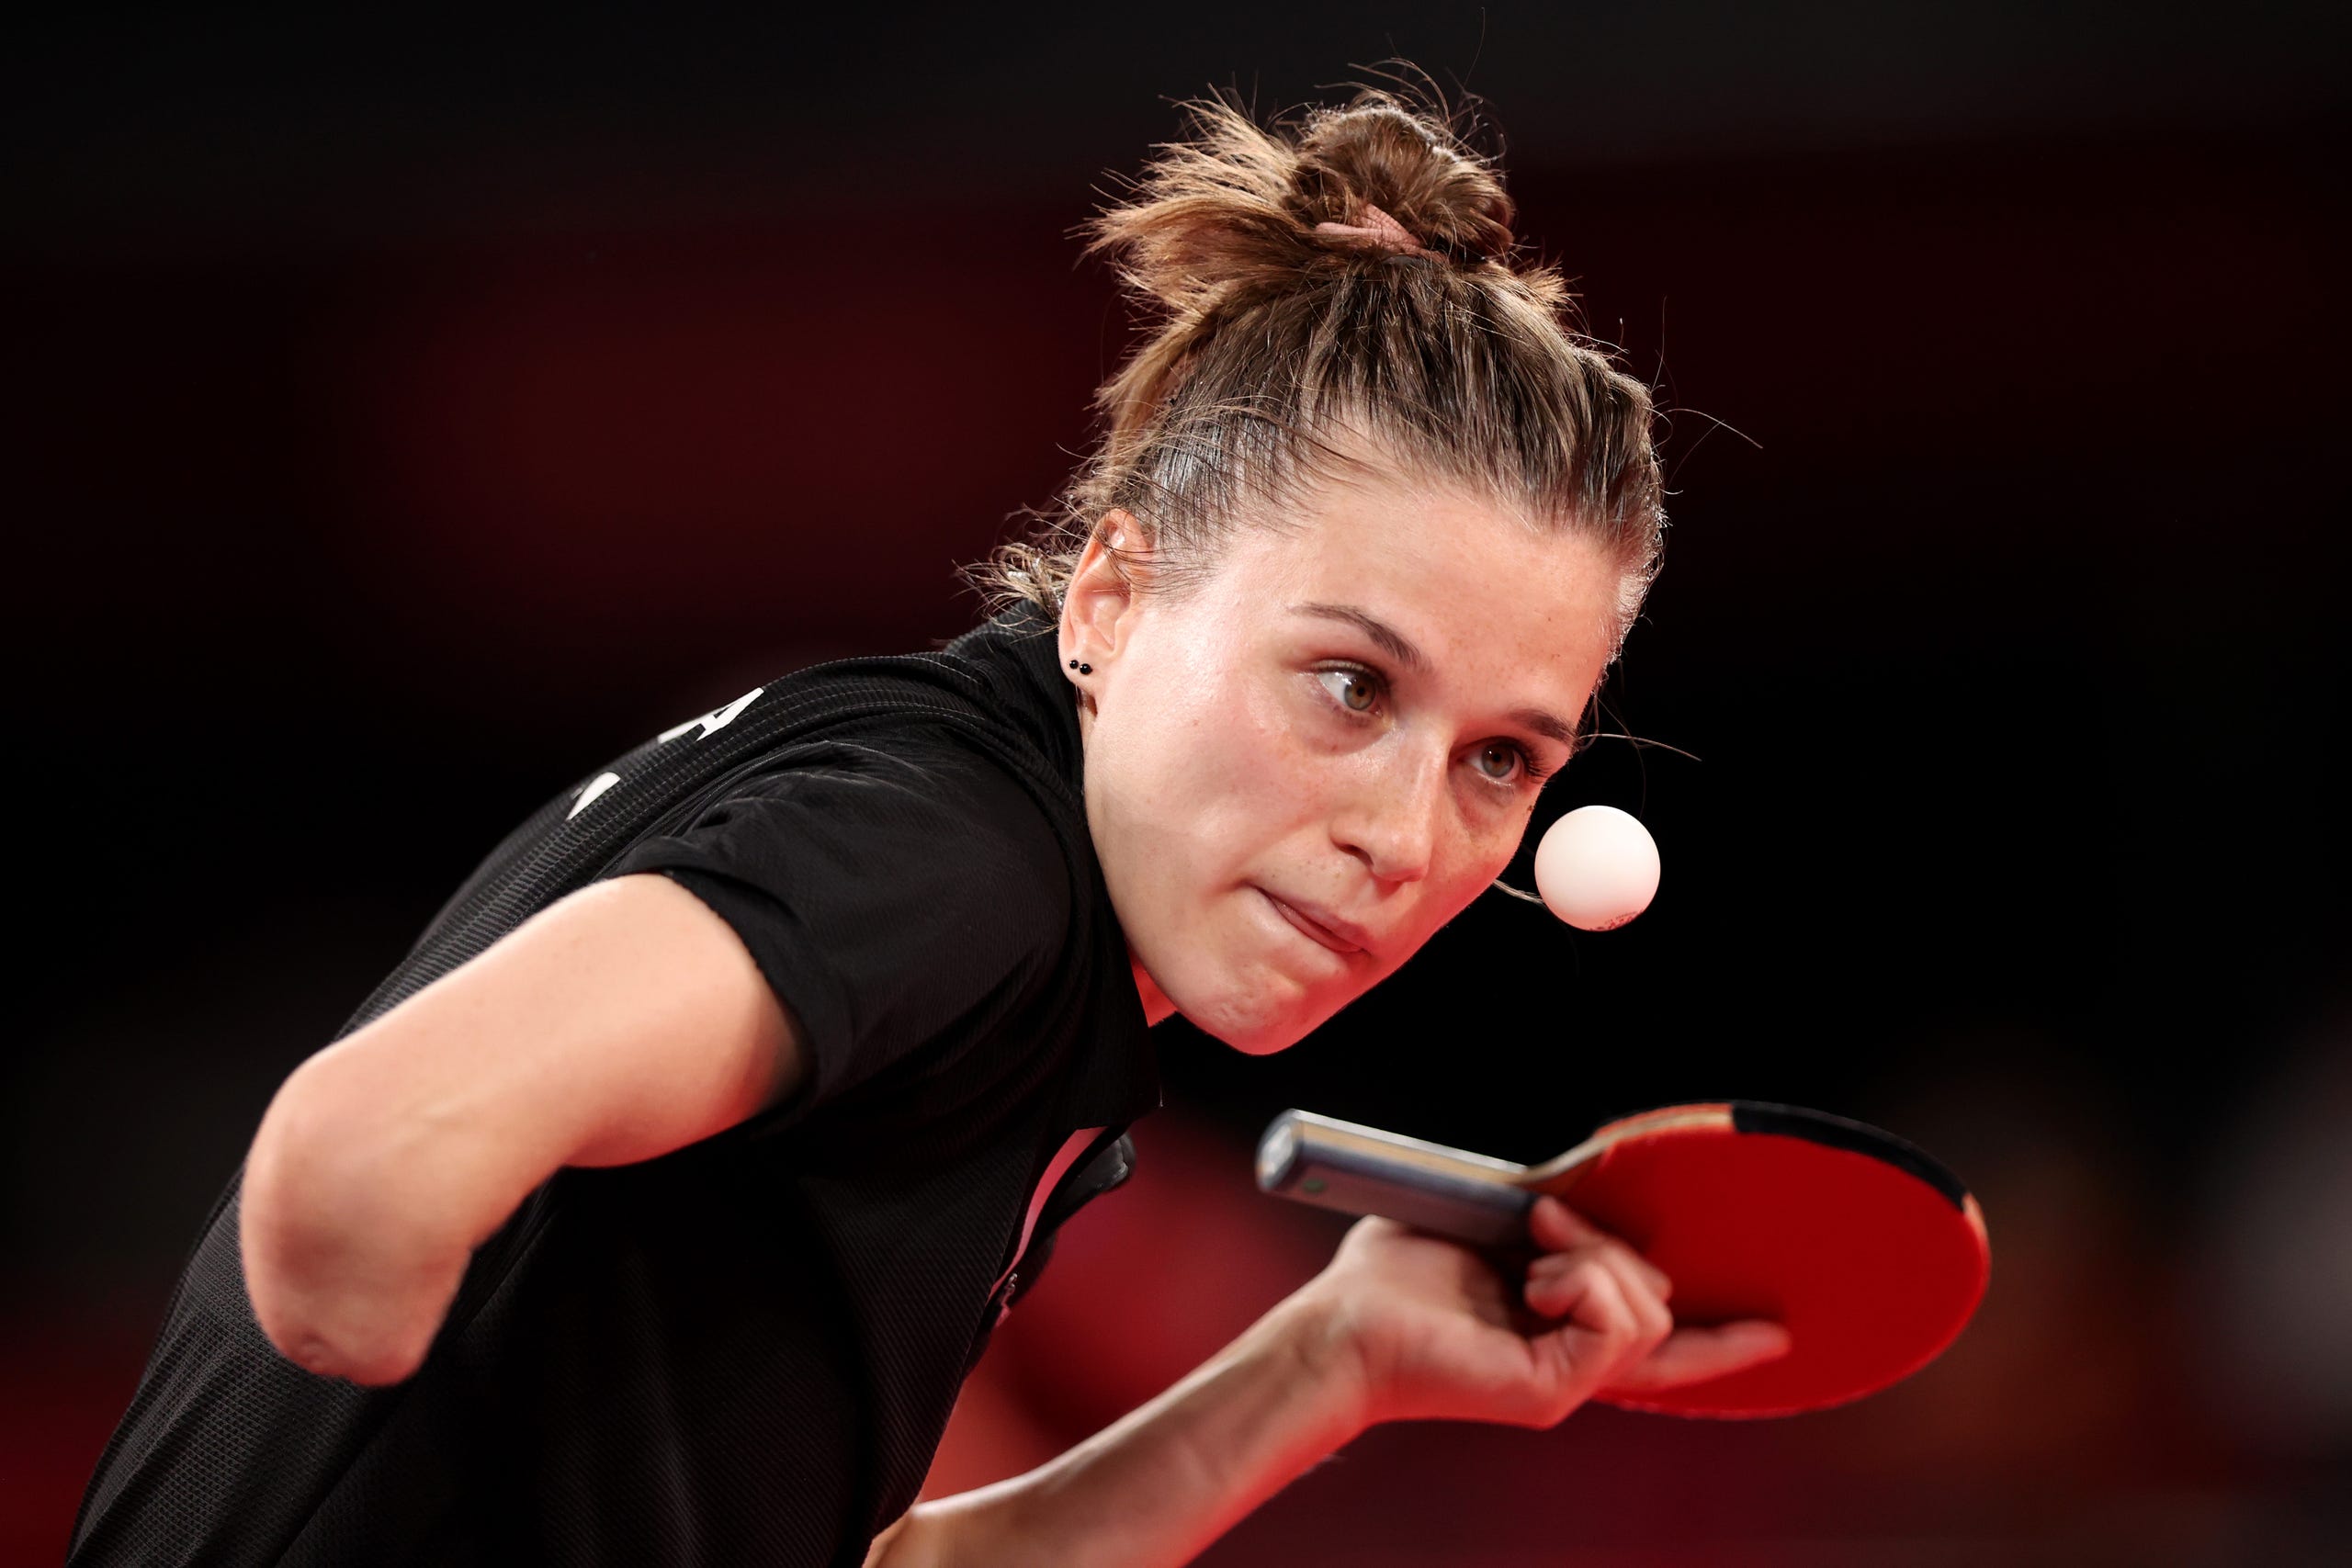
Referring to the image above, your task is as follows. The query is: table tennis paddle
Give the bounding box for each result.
[1255,1100,1989,1417]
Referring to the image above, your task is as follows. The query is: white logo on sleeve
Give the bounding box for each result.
[566,686,766,824]
[565,772,624,821]
[658,687,764,744]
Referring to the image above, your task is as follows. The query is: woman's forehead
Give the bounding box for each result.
[1222,486,1621,657]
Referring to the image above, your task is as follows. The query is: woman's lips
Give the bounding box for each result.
[1258,888,1363,955]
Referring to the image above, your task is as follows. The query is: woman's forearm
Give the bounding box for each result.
[241,874,798,1384]
[877,1295,1366,1568]
[239,1020,666,1389]
[240,1026,558,1385]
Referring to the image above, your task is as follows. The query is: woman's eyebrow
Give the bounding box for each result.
[1290,602,1579,748]
[1289,602,1430,672]
[1510,707,1580,748]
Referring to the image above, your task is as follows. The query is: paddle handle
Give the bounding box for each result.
[1254,1110,1537,1247]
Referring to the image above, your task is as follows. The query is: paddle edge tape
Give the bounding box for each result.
[1522,1103,1734,1188]
[1727,1100,1973,1213]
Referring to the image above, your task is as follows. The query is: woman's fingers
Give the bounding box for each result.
[1530,1247,1668,1339]
[1523,1242,1675,1404]
[1606,1319,1794,1393]
[1527,1193,1602,1251]
[1524,1251,1639,1342]
[1522,1199,1785,1399]
[1526,1197,1671,1302]
[1511,1245,1692,1424]
[1616,1258,1675,1348]
[1520,1199,1792,1408]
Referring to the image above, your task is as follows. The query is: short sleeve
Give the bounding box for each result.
[598,739,1073,1133]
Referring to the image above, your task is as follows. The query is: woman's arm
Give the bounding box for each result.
[865,1293,1360,1568]
[868,1198,1792,1567]
[240,873,800,1385]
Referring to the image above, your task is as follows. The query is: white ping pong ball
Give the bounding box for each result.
[1532,805,1661,931]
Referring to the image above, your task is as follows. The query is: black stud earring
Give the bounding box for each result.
[1068,659,1079,669]
[1078,662,1092,675]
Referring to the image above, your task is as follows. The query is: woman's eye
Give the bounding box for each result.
[1317,668,1382,714]
[1472,741,1525,784]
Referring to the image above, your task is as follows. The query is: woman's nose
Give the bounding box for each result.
[1332,749,1443,884]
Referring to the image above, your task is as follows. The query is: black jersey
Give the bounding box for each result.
[69,604,1161,1568]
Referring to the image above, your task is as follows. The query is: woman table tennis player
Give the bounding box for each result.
[69,85,1790,1567]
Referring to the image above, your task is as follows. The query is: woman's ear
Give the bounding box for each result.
[1059,510,1154,677]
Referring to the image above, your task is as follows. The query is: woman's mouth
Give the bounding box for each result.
[1256,888,1364,956]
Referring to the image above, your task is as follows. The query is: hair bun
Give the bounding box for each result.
[1291,96,1518,263]
[1084,86,1521,318]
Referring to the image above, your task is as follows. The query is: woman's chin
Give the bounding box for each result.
[1174,978,1327,1056]
[1148,932,1361,1054]
[1212,1025,1303,1058]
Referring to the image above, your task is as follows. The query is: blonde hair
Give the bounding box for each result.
[967,83,1665,649]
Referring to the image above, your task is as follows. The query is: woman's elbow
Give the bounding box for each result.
[239,1055,474,1386]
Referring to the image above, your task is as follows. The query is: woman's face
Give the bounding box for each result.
[1063,468,1627,1054]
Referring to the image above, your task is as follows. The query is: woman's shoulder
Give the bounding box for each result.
[669,606,1075,803]
[684,725,1080,911]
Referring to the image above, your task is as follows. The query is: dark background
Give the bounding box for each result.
[6,5,2346,1563]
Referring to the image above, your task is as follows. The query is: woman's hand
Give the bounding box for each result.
[878,1199,1789,1568]
[1294,1196,1793,1429]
